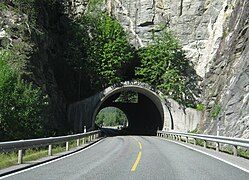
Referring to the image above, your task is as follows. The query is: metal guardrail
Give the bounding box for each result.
[157,130,249,156]
[0,130,101,164]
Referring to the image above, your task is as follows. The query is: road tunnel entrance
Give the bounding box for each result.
[93,84,168,135]
[69,81,173,134]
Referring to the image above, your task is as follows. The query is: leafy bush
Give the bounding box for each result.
[136,30,200,107]
[211,104,221,118]
[196,103,205,111]
[0,51,46,141]
[64,13,134,96]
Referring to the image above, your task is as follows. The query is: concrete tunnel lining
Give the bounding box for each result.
[92,82,173,133]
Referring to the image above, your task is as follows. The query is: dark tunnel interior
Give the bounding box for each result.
[95,91,164,136]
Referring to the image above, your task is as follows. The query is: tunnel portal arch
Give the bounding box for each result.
[92,81,173,134]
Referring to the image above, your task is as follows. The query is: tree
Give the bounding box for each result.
[136,30,200,107]
[0,51,46,140]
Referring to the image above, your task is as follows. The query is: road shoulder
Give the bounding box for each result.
[156,137,249,173]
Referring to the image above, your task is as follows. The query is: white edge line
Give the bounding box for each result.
[0,139,105,179]
[158,137,249,174]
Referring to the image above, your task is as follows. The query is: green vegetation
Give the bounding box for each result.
[188,128,200,134]
[0,50,47,141]
[196,103,205,111]
[0,152,18,170]
[136,30,200,107]
[211,103,221,118]
[0,2,8,10]
[0,145,66,170]
[66,13,133,91]
[115,91,138,103]
[238,149,249,159]
[96,107,127,126]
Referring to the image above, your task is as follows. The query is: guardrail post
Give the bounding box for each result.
[18,149,23,164]
[48,145,52,156]
[186,137,189,143]
[77,139,80,146]
[66,142,69,151]
[193,138,196,145]
[216,142,220,152]
[203,140,207,148]
[232,145,238,156]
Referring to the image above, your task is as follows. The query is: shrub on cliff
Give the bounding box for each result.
[136,30,200,107]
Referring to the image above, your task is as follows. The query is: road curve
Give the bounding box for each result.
[1,136,249,180]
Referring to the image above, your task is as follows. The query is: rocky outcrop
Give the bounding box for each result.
[68,0,89,16]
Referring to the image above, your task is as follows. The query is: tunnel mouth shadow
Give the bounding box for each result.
[94,89,164,137]
[98,126,159,137]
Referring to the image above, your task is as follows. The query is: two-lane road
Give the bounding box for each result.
[1,136,249,180]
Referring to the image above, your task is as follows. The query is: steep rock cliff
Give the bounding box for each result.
[201,0,249,138]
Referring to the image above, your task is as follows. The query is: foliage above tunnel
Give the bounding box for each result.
[65,13,134,93]
[135,30,201,107]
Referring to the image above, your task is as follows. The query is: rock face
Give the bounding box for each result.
[103,0,249,137]
[68,0,89,16]
[201,0,249,138]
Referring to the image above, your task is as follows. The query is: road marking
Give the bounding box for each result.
[138,141,142,150]
[159,137,249,174]
[131,137,143,172]
[131,137,142,150]
[0,139,105,179]
[131,151,142,172]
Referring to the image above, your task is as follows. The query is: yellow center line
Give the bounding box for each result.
[131,151,142,172]
[131,137,143,172]
[138,141,142,150]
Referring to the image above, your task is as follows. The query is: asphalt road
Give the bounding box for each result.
[1,136,249,180]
